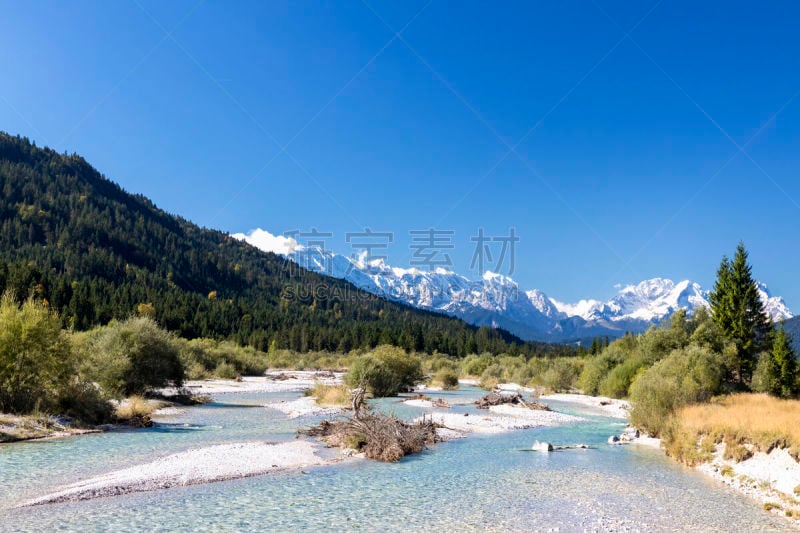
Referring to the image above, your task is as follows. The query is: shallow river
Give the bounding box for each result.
[0,386,793,532]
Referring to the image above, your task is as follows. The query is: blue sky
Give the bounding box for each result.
[1,1,799,308]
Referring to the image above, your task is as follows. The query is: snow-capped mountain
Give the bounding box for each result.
[551,279,709,323]
[232,229,793,343]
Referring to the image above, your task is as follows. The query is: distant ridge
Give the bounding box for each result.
[236,228,793,344]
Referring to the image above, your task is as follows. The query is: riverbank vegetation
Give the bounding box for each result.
[573,243,800,465]
[666,394,800,465]
[305,383,350,407]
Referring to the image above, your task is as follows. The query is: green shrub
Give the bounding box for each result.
[479,363,505,389]
[630,345,726,436]
[599,357,646,398]
[345,345,422,397]
[214,361,239,380]
[0,291,74,414]
[527,357,582,392]
[179,338,269,378]
[81,317,184,397]
[579,347,627,395]
[752,352,779,395]
[55,380,114,425]
[461,353,493,376]
[431,368,460,390]
[424,355,459,374]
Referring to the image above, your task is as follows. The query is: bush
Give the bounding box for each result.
[479,363,504,390]
[81,317,184,397]
[0,291,74,414]
[630,346,726,436]
[528,357,582,392]
[579,347,627,395]
[752,352,778,395]
[599,357,646,398]
[423,355,459,374]
[55,381,114,425]
[178,338,269,378]
[431,368,460,390]
[345,345,422,397]
[214,361,239,380]
[461,353,493,376]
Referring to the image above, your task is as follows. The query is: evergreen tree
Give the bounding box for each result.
[709,242,772,383]
[770,326,797,398]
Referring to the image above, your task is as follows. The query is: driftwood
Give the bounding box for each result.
[300,385,440,462]
[407,394,451,408]
[475,392,550,411]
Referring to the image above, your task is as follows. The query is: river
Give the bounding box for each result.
[0,385,793,532]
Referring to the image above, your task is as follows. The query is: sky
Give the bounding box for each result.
[1,0,799,308]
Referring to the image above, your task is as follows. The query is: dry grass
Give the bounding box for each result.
[115,396,160,420]
[429,368,460,390]
[0,413,59,442]
[668,394,800,463]
[308,383,351,407]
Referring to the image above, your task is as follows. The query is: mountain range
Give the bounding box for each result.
[234,228,793,344]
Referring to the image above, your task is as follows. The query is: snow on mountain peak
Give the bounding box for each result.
[234,228,793,342]
[756,281,793,321]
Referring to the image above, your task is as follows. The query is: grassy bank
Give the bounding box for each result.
[0,413,99,443]
[666,393,800,465]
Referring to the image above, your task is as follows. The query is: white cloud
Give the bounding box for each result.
[231,228,301,255]
[613,283,622,290]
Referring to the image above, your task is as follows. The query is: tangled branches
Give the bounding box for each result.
[475,392,550,411]
[301,386,440,462]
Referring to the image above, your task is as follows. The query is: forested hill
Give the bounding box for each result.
[0,132,571,357]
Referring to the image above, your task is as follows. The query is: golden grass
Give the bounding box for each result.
[115,395,159,419]
[309,383,350,407]
[672,393,800,462]
[429,368,460,390]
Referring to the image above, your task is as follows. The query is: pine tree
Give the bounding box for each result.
[709,242,772,383]
[771,326,797,398]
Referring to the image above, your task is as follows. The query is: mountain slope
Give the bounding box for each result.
[0,132,569,357]
[235,229,793,343]
[782,316,800,353]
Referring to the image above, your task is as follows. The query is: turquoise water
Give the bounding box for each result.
[0,386,794,532]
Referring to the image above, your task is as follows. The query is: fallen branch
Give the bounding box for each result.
[301,383,441,462]
[475,392,550,411]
